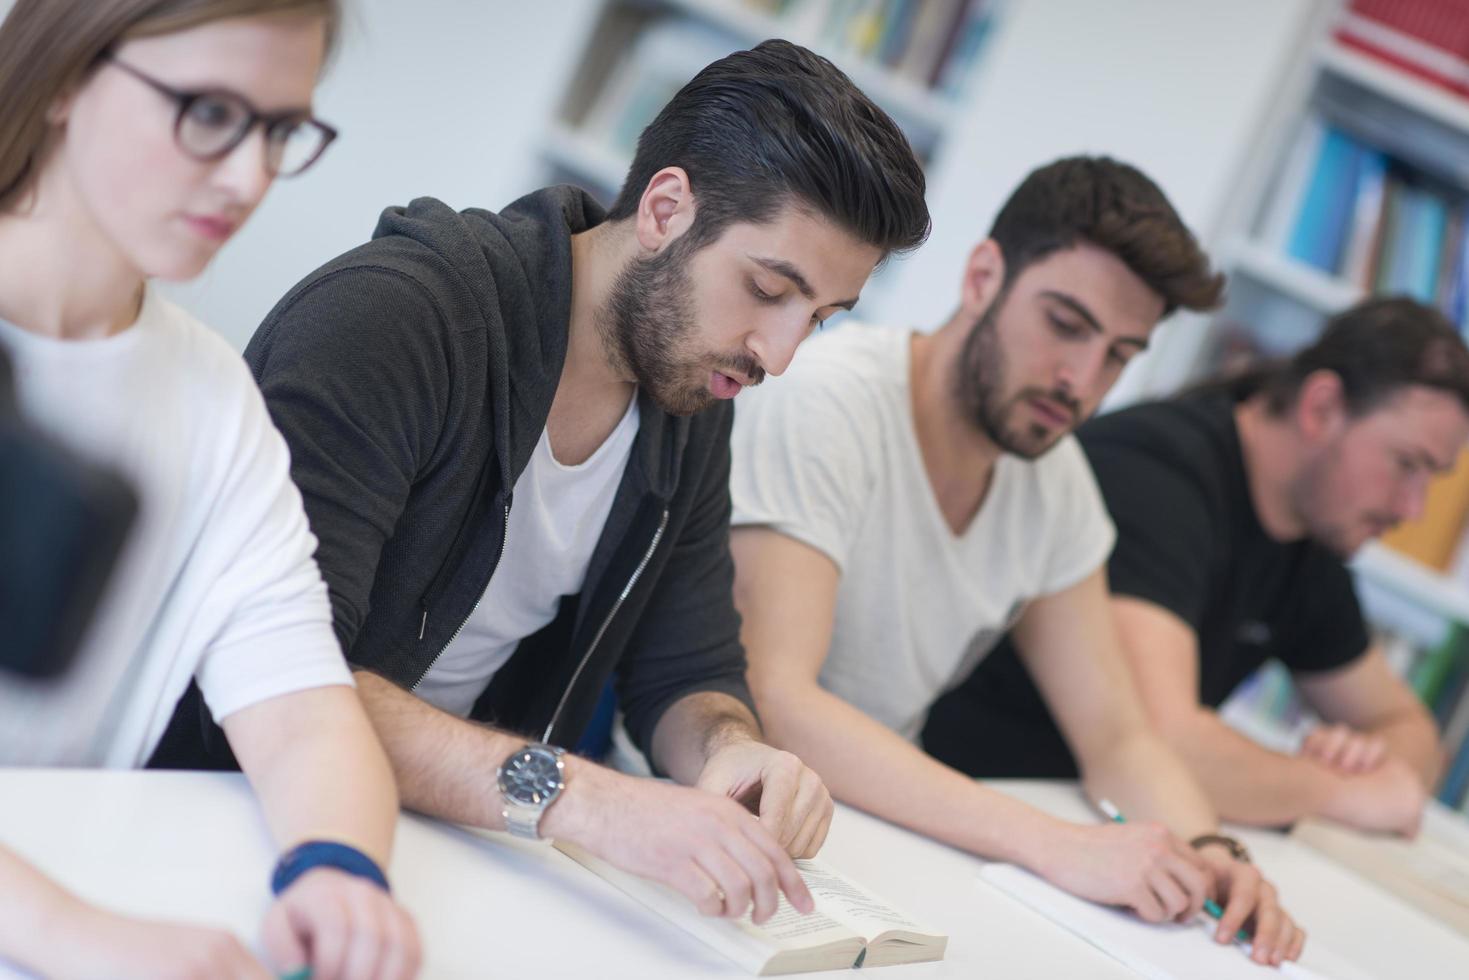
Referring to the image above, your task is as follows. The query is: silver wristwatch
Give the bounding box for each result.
[496,743,567,840]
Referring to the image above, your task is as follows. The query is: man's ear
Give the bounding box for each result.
[634,166,697,254]
[959,239,1007,319]
[1295,369,1349,446]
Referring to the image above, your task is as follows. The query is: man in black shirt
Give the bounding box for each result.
[926,297,1469,835]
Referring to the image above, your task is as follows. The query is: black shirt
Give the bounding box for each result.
[922,390,1370,778]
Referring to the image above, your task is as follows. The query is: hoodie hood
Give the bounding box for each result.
[372,185,607,486]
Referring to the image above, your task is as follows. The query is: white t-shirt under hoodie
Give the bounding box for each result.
[729,322,1116,742]
[0,286,352,767]
[414,395,640,718]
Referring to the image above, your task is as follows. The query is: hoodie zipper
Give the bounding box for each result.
[411,498,512,692]
[540,507,669,743]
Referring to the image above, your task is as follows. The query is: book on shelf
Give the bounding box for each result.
[1336,0,1469,100]
[1291,816,1469,939]
[556,841,947,974]
[1285,126,1368,274]
[1262,118,1469,332]
[1440,700,1469,807]
[741,0,994,95]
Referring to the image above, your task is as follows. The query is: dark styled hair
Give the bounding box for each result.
[606,38,930,259]
[1237,297,1469,417]
[988,156,1224,317]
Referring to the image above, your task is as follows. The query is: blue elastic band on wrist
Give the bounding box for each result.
[271,840,390,896]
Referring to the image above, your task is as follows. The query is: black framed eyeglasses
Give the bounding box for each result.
[103,55,337,178]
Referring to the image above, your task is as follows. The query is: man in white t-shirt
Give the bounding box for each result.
[729,157,1305,965]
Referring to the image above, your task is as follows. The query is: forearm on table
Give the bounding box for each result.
[1370,709,1442,786]
[754,680,1070,870]
[1076,727,1219,841]
[354,670,538,830]
[649,690,764,785]
[226,683,400,866]
[0,846,93,975]
[1167,708,1339,826]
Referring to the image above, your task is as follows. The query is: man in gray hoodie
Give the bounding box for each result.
[155,39,930,925]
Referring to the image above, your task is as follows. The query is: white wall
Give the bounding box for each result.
[162,0,598,348]
[3,0,1330,365]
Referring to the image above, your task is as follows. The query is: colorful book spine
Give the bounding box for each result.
[1286,128,1366,275]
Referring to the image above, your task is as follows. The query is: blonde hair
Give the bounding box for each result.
[0,0,341,210]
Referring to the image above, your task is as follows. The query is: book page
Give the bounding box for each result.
[793,859,931,939]
[978,862,1372,980]
[729,891,851,948]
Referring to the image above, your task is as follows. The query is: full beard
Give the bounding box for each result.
[599,238,762,417]
[954,299,1078,460]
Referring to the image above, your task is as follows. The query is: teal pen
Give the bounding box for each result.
[280,969,312,980]
[1095,799,1252,944]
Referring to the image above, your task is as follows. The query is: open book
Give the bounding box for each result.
[1291,815,1469,938]
[556,842,946,975]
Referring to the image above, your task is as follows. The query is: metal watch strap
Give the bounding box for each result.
[1190,832,1251,864]
[502,803,545,840]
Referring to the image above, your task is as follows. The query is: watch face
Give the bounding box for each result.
[499,746,564,807]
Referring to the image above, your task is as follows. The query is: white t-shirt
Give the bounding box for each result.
[730,323,1116,742]
[0,287,353,767]
[414,395,640,718]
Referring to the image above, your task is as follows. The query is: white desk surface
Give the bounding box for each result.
[992,779,1469,980]
[0,771,1465,979]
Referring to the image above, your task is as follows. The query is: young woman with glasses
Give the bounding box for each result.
[0,2,419,978]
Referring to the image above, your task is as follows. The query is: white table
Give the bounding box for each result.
[2,771,1465,979]
[0,770,1135,979]
[989,779,1469,980]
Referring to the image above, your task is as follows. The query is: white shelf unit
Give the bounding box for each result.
[1136,25,1469,634]
[1226,239,1367,314]
[1353,541,1469,628]
[1317,41,1469,145]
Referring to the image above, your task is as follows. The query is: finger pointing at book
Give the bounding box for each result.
[542,760,815,924]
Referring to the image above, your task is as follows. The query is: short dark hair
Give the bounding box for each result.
[606,38,930,259]
[988,156,1224,317]
[1247,296,1469,417]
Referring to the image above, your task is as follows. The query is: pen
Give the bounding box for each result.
[280,969,312,980]
[1095,798,1251,944]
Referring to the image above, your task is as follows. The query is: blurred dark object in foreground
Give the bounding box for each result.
[0,345,136,679]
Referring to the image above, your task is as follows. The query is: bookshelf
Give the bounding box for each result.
[1320,41,1469,136]
[1169,5,1469,810]
[1151,25,1469,617]
[537,0,1000,207]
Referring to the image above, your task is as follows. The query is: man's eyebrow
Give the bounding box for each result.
[1040,289,1149,350]
[751,255,860,311]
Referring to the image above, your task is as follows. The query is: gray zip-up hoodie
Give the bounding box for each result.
[149,186,753,767]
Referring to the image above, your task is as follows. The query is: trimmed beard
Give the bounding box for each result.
[599,235,764,417]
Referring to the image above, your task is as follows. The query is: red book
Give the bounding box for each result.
[1336,0,1469,99]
